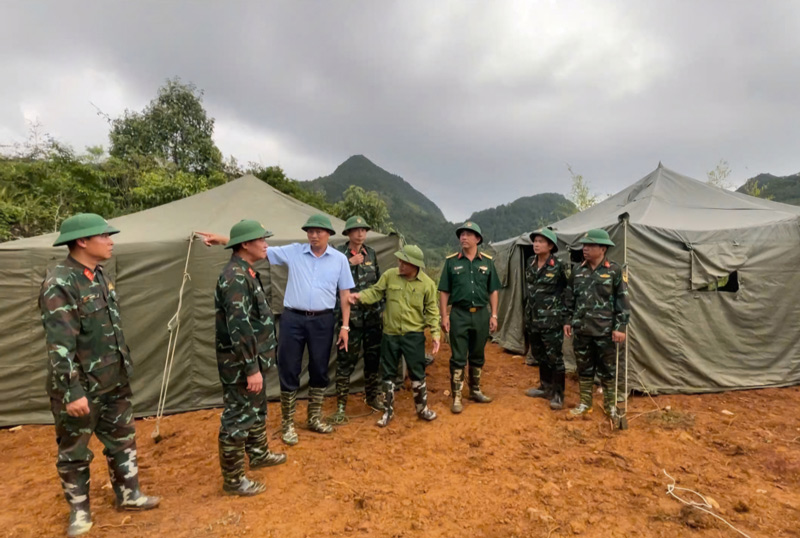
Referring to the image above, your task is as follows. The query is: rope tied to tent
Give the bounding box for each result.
[152,232,197,443]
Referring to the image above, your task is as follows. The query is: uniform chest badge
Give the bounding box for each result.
[545,273,555,277]
[453,265,464,273]
[364,261,372,266]
[248,268,257,278]
[599,274,610,278]
[82,293,98,304]
[479,266,488,273]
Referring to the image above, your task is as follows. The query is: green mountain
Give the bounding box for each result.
[466,194,576,244]
[736,172,800,205]
[302,155,452,248]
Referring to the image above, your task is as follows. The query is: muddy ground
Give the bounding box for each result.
[2,341,799,537]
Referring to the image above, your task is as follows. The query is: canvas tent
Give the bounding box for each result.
[0,174,401,426]
[491,164,800,394]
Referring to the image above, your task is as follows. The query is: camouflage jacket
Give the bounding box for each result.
[39,256,132,403]
[565,257,630,337]
[215,255,276,385]
[524,253,568,330]
[336,241,383,327]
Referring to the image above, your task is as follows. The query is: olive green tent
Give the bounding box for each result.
[491,164,800,394]
[0,175,401,426]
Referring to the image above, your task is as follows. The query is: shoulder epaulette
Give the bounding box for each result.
[481,252,493,259]
[446,252,458,259]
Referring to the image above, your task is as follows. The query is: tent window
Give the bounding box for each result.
[697,271,739,293]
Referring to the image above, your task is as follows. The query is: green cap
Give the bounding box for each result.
[529,228,559,253]
[394,244,425,269]
[577,228,615,247]
[455,221,483,245]
[301,214,336,235]
[342,215,371,234]
[225,220,273,249]
[53,213,119,246]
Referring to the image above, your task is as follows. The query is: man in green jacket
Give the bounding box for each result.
[330,216,384,424]
[39,214,160,537]
[564,229,630,419]
[215,220,287,497]
[350,245,441,427]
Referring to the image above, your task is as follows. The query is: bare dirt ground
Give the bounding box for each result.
[2,341,799,538]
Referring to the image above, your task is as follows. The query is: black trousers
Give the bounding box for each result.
[277,309,335,391]
[380,332,426,383]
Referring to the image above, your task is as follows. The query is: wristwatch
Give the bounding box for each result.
[491,314,498,319]
[341,325,350,331]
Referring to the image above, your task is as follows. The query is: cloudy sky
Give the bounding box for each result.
[2,1,799,220]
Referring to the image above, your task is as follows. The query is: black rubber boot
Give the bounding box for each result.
[549,371,565,410]
[525,362,552,398]
[364,372,385,411]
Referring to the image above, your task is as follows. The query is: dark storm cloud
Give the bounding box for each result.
[2,1,799,220]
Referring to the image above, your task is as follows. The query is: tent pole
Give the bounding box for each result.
[621,219,630,429]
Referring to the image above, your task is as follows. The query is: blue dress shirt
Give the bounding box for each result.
[268,243,355,311]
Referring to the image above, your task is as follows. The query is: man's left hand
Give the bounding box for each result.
[337,329,349,351]
[612,330,626,343]
[432,339,440,355]
[489,316,498,333]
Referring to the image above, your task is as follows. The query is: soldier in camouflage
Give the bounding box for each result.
[563,229,630,419]
[328,216,384,424]
[39,213,160,538]
[215,220,287,496]
[523,228,569,410]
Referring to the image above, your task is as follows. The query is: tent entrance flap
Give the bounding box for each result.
[689,242,747,291]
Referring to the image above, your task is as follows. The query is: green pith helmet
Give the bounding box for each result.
[342,215,372,234]
[455,221,483,245]
[394,244,425,269]
[53,213,120,247]
[301,214,336,235]
[225,220,274,249]
[530,228,559,253]
[577,228,615,247]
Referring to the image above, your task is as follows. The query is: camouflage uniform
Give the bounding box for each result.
[565,257,630,415]
[40,255,157,536]
[215,254,283,494]
[524,252,568,408]
[332,241,383,419]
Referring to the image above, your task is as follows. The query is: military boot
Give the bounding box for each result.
[450,368,464,414]
[327,374,350,425]
[307,387,334,434]
[468,366,493,403]
[219,436,266,496]
[602,379,620,421]
[246,421,287,469]
[525,363,552,399]
[412,379,437,421]
[59,464,92,537]
[549,371,565,410]
[377,381,395,427]
[106,448,161,510]
[364,372,385,411]
[280,390,299,446]
[570,377,595,416]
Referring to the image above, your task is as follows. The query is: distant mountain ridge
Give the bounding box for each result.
[301,155,575,249]
[737,172,800,206]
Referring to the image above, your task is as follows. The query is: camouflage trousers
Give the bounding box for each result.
[334,322,382,400]
[219,382,271,489]
[50,384,139,511]
[526,326,565,373]
[573,334,616,382]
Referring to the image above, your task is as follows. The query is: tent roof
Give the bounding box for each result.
[2,175,377,248]
[550,163,800,234]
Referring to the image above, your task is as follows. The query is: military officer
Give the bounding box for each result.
[524,228,569,410]
[329,216,384,424]
[350,245,441,427]
[215,220,287,497]
[438,221,501,414]
[39,214,160,538]
[564,229,630,419]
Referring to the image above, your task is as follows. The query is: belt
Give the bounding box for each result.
[285,307,333,317]
[454,304,484,313]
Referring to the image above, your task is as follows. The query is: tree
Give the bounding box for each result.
[707,159,732,189]
[332,185,394,234]
[246,164,332,212]
[742,179,773,200]
[567,164,598,212]
[109,78,223,175]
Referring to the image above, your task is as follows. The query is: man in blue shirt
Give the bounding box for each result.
[267,214,355,445]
